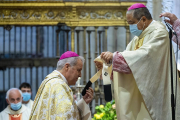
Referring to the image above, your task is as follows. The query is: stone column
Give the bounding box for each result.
[71,27,75,52]
[65,30,70,51]
[83,27,87,85]
[76,30,80,54]
[114,26,118,51]
[125,26,130,46]
[104,26,108,51]
[94,26,99,106]
[56,29,60,56]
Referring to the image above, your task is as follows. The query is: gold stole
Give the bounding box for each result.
[134,37,145,50]
[29,76,59,119]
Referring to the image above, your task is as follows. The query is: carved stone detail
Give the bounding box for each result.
[11,11,18,19]
[0,1,146,26]
[78,10,123,20]
[58,11,66,19]
[33,11,41,19]
[91,12,112,19]
[114,11,123,19]
[0,8,123,21]
[79,11,89,19]
[21,11,30,19]
[46,11,54,18]
[3,10,11,19]
[0,9,70,21]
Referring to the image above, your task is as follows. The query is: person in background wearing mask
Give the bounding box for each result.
[0,88,31,120]
[94,3,180,120]
[19,82,34,110]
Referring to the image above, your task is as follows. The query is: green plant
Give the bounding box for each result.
[93,100,117,120]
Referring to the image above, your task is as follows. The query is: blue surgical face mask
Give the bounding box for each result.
[22,92,31,102]
[129,17,144,36]
[10,102,22,111]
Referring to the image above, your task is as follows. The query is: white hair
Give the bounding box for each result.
[6,88,22,100]
[56,56,85,70]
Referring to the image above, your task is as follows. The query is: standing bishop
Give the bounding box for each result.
[95,3,180,120]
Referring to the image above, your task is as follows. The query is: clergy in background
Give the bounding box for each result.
[29,51,93,120]
[19,82,34,111]
[95,3,180,120]
[0,88,31,120]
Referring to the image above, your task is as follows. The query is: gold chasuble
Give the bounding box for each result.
[113,21,180,120]
[29,71,81,120]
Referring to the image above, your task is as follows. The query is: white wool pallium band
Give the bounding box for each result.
[81,55,113,102]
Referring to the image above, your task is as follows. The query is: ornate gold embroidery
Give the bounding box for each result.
[30,71,81,120]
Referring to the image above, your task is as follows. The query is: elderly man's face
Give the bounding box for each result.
[7,90,22,104]
[126,11,145,30]
[66,59,83,85]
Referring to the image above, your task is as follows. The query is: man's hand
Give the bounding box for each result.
[83,87,94,104]
[94,61,103,70]
[160,12,178,25]
[101,51,113,64]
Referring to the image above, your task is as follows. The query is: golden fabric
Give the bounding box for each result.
[113,21,180,120]
[9,114,22,120]
[29,71,80,120]
[134,37,145,50]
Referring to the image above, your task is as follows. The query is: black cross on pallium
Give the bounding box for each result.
[104,72,108,76]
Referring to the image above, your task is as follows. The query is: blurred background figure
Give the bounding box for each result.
[19,82,34,111]
[160,12,180,47]
[0,88,31,120]
[73,94,78,104]
[160,12,180,73]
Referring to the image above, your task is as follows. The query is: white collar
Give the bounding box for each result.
[54,70,69,85]
[150,20,155,25]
